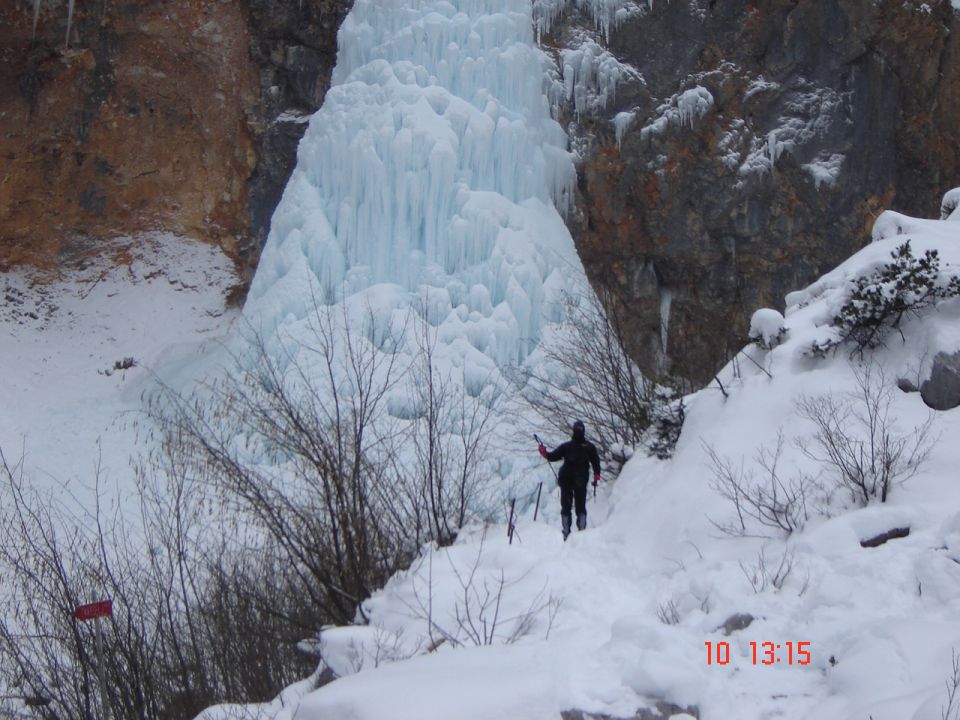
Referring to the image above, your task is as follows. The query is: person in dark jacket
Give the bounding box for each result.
[539,420,601,539]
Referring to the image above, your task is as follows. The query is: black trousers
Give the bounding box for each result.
[560,480,588,521]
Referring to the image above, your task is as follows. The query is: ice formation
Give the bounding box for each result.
[640,86,714,140]
[613,110,635,149]
[802,153,844,190]
[556,38,639,117]
[532,0,645,42]
[243,0,587,383]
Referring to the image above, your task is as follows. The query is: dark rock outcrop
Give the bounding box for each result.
[549,0,960,387]
[718,612,754,636]
[244,0,353,269]
[921,350,960,410]
[860,527,910,548]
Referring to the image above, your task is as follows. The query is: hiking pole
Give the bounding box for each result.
[533,433,557,522]
[507,498,516,544]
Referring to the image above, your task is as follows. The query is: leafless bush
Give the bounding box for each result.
[516,286,678,464]
[0,447,312,720]
[796,362,936,505]
[656,599,681,626]
[0,295,507,720]
[407,531,561,648]
[706,432,818,537]
[149,299,498,627]
[942,648,960,720]
[739,547,795,594]
[405,317,500,547]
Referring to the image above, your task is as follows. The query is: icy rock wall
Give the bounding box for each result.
[560,0,960,388]
[244,0,583,372]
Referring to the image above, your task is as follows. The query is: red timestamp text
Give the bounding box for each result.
[704,641,811,666]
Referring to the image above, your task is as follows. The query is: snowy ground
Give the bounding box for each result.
[0,232,239,502]
[198,208,960,720]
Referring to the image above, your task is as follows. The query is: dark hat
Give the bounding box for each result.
[572,419,585,431]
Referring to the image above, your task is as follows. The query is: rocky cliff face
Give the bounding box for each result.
[4,0,958,387]
[0,0,350,281]
[548,0,960,387]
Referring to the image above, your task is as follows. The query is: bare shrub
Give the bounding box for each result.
[706,432,818,537]
[0,447,312,720]
[656,599,681,626]
[149,299,499,627]
[406,530,560,648]
[406,317,500,547]
[516,286,680,464]
[796,362,936,505]
[0,295,506,719]
[943,648,960,720]
[739,547,795,594]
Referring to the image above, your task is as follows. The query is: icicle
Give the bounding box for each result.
[613,111,634,149]
[65,0,74,48]
[31,0,41,39]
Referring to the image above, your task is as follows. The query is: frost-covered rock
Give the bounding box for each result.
[718,613,754,636]
[557,37,640,117]
[921,350,960,411]
[640,86,713,139]
[941,187,960,220]
[567,0,960,387]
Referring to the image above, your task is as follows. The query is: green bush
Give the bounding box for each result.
[831,243,960,354]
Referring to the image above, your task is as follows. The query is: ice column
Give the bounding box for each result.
[244,0,585,371]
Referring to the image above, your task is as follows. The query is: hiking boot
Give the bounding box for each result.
[576,514,587,531]
[562,515,571,540]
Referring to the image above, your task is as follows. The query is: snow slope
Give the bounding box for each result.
[201,206,960,720]
[0,233,238,499]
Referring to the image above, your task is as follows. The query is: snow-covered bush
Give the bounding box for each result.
[828,242,960,355]
[748,308,787,351]
[646,390,685,460]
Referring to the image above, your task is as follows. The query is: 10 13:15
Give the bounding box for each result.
[704,641,811,665]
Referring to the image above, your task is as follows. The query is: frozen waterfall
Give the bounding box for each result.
[244,0,586,375]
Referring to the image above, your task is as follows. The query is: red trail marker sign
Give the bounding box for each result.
[73,600,112,622]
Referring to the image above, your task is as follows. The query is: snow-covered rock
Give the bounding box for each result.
[921,350,960,411]
[748,308,787,350]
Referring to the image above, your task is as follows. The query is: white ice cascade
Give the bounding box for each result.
[244,0,585,371]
